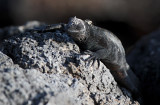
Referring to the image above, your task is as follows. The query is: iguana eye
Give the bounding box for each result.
[76,23,84,30]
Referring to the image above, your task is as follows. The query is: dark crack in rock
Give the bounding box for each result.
[127,29,160,105]
[0,21,139,105]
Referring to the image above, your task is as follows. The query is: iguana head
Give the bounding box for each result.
[66,17,91,42]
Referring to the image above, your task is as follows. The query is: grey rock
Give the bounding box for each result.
[127,29,160,105]
[0,27,79,73]
[0,21,139,105]
[69,55,136,105]
[0,51,93,105]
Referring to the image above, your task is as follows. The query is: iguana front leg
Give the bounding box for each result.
[83,49,108,67]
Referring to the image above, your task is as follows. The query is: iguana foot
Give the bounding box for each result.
[83,50,100,67]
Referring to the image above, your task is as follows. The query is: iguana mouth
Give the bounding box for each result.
[67,28,80,33]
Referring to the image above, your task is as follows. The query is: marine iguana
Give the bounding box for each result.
[29,17,141,101]
[66,17,141,98]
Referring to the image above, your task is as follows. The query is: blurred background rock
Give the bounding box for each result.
[0,0,160,48]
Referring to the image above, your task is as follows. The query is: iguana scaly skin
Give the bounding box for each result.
[66,17,141,97]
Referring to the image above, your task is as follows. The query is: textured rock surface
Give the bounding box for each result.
[127,29,160,105]
[0,22,139,105]
[0,51,92,105]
